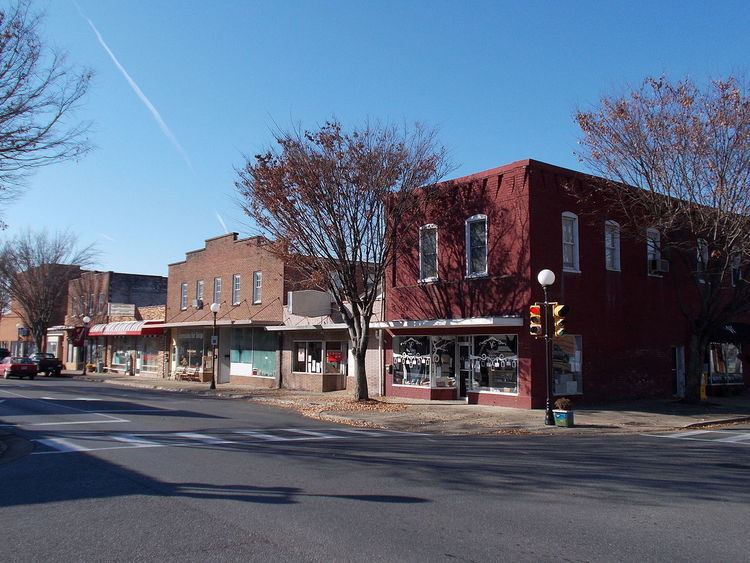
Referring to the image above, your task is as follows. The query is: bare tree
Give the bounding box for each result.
[236,120,450,400]
[0,229,96,353]
[0,1,92,224]
[575,76,750,401]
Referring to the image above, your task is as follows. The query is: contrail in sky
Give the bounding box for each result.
[215,212,229,234]
[76,5,195,174]
[98,233,116,242]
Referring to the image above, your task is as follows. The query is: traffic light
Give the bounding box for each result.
[552,303,570,337]
[529,304,543,337]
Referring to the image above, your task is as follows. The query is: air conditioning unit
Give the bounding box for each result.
[192,299,204,309]
[648,259,670,274]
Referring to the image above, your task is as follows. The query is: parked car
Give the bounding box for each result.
[0,356,38,379]
[29,352,64,376]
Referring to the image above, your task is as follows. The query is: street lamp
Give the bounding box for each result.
[209,302,220,390]
[537,269,556,426]
[81,315,91,375]
[15,323,24,356]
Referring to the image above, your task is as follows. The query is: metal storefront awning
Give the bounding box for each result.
[88,320,164,337]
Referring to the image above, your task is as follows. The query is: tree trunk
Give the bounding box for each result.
[353,347,369,401]
[684,332,706,402]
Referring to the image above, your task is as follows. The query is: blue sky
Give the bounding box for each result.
[10,0,750,275]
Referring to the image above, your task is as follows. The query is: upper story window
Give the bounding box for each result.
[196,280,204,302]
[419,224,438,281]
[696,238,709,274]
[98,293,105,313]
[213,277,222,305]
[604,220,621,271]
[180,283,188,310]
[646,228,663,276]
[232,274,241,305]
[71,296,78,317]
[731,249,743,286]
[465,215,488,277]
[562,212,580,272]
[89,293,95,314]
[253,271,262,304]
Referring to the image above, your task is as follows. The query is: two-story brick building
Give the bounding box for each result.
[384,159,748,408]
[161,232,383,395]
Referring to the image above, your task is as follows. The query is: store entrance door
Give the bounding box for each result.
[672,346,686,398]
[458,342,471,398]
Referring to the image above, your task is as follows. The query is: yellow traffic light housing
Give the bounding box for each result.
[529,303,543,337]
[552,303,569,337]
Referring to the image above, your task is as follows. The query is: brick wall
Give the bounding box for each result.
[166,233,286,325]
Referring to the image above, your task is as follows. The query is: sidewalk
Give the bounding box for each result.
[71,371,750,436]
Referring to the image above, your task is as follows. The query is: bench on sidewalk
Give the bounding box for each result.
[175,367,201,382]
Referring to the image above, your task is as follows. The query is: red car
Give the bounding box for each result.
[0,356,38,379]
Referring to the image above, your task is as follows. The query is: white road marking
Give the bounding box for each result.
[36,437,92,453]
[325,428,388,436]
[0,389,125,422]
[669,430,713,438]
[16,419,129,426]
[40,397,102,401]
[232,430,291,441]
[175,432,237,445]
[280,428,344,439]
[716,433,750,443]
[111,434,163,447]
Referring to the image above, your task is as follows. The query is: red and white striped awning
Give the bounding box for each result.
[88,320,164,337]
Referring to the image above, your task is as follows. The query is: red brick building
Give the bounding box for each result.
[162,233,382,394]
[384,159,748,408]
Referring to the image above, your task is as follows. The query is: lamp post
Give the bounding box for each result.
[209,302,220,390]
[81,315,91,375]
[15,323,24,356]
[537,269,556,426]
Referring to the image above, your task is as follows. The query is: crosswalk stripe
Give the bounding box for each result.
[280,429,343,439]
[36,437,92,453]
[326,428,387,436]
[232,430,291,441]
[175,432,237,444]
[715,433,750,443]
[110,434,163,447]
[669,430,713,438]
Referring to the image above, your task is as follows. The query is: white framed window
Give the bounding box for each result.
[646,228,662,276]
[196,280,204,302]
[419,224,438,281]
[696,238,709,273]
[562,212,580,272]
[293,341,323,373]
[252,271,262,304]
[604,220,621,271]
[98,293,106,313]
[465,214,488,277]
[89,293,95,314]
[180,283,188,310]
[72,296,78,317]
[213,277,222,304]
[232,274,241,305]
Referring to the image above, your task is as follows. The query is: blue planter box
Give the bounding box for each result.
[553,409,574,427]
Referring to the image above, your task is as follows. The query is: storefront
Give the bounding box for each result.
[88,320,166,376]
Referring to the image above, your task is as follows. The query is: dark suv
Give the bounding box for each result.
[0,348,9,360]
[29,352,64,376]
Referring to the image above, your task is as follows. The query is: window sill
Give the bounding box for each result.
[562,268,581,274]
[252,301,262,305]
[605,267,621,272]
[465,273,489,280]
[418,277,439,284]
[467,389,519,396]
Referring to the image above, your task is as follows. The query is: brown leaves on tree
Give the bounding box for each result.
[235,120,450,400]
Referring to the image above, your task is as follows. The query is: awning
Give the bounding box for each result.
[88,320,164,337]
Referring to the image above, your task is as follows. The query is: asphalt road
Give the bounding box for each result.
[1,378,749,562]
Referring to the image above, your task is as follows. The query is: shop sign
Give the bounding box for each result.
[108,303,136,316]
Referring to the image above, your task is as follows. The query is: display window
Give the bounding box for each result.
[174,331,206,370]
[294,341,323,373]
[392,336,457,387]
[141,338,161,374]
[325,341,348,374]
[553,335,583,395]
[467,335,518,393]
[709,342,743,386]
